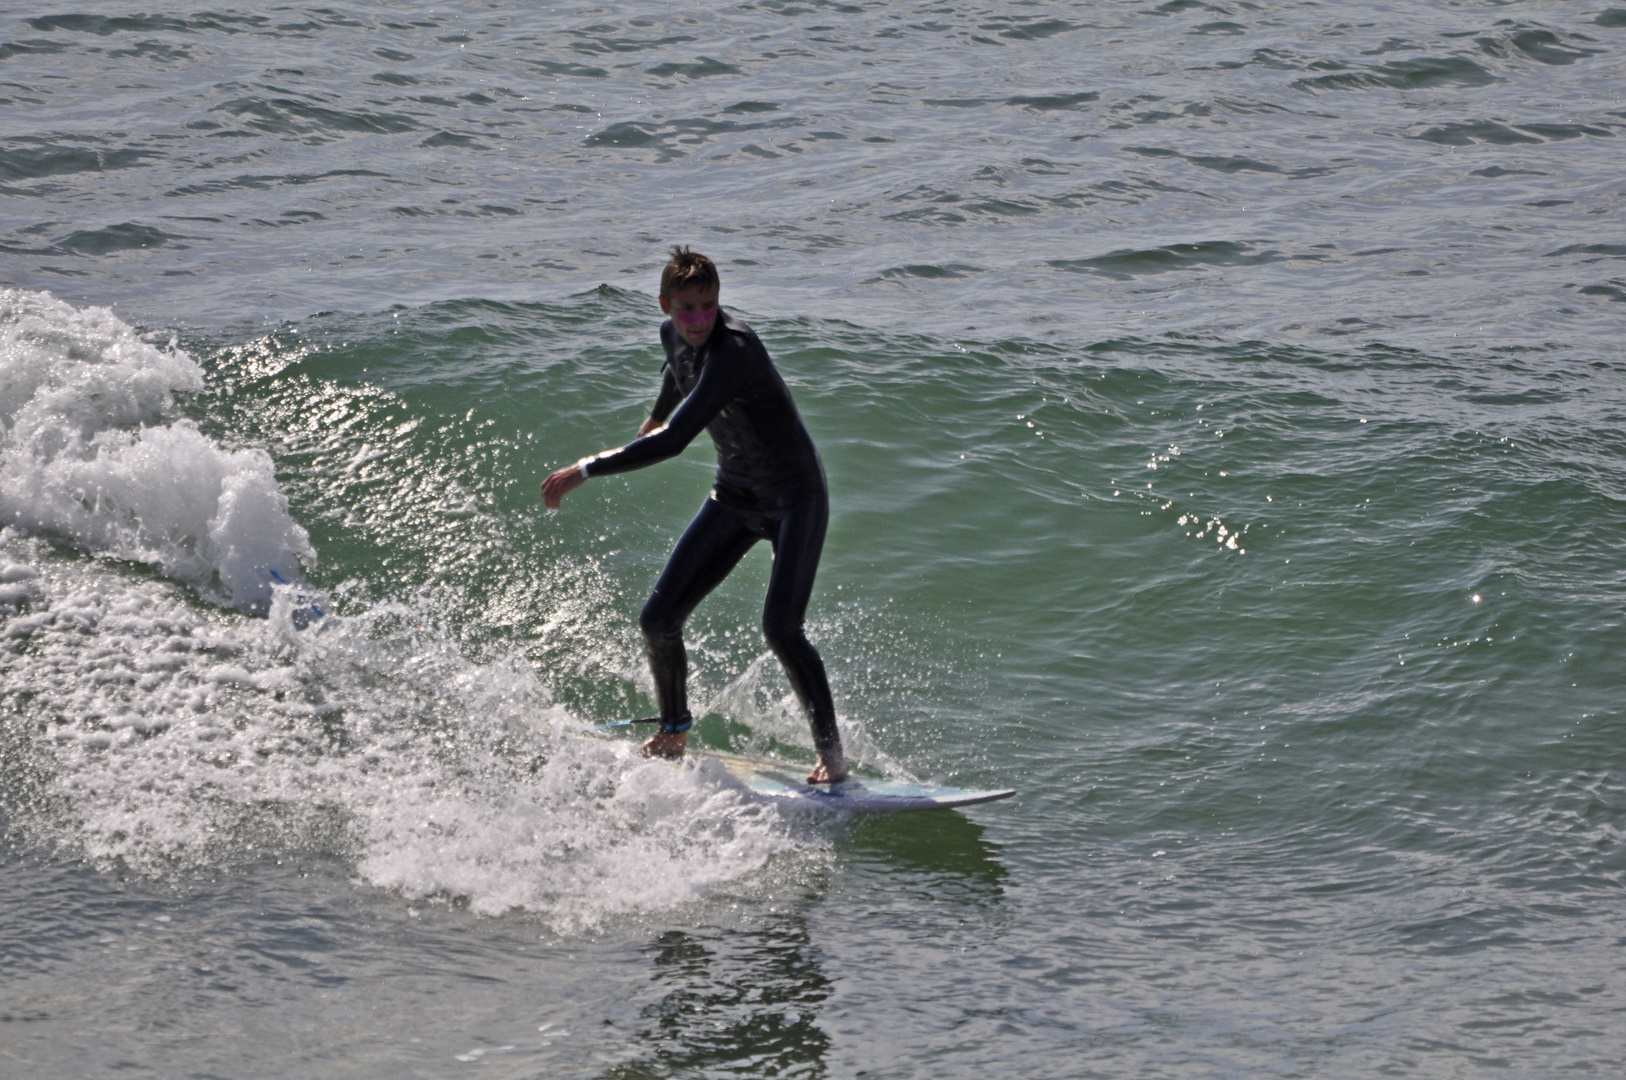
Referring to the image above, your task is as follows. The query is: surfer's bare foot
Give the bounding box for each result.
[641,730,688,760]
[807,749,848,785]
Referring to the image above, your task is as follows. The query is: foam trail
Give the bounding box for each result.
[0,536,815,931]
[0,289,312,611]
[0,292,818,929]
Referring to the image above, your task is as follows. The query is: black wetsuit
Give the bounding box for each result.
[581,310,839,756]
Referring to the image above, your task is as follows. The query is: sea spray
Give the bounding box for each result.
[0,292,818,929]
[0,289,312,611]
[0,529,818,930]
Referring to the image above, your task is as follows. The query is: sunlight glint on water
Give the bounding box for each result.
[4,1,1626,1075]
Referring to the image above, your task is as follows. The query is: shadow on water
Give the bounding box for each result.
[596,813,1006,1078]
[598,916,833,1080]
[841,809,1009,900]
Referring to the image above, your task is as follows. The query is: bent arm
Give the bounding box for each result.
[649,366,682,425]
[638,368,680,437]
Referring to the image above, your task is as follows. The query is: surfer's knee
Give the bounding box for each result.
[761,613,808,658]
[640,597,681,644]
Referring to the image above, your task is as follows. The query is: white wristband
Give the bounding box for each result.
[577,459,591,480]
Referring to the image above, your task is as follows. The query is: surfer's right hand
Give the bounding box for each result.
[541,464,586,509]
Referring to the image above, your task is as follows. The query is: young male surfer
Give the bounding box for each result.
[541,247,848,784]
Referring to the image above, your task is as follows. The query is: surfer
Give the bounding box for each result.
[541,247,848,784]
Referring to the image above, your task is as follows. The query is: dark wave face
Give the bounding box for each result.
[4,2,1626,1078]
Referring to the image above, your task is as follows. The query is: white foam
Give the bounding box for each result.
[0,291,818,929]
[1,535,815,931]
[0,554,40,608]
[0,290,312,611]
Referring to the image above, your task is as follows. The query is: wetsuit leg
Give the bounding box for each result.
[761,490,840,758]
[640,497,759,729]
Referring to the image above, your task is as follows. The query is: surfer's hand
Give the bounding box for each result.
[637,416,663,437]
[541,464,586,509]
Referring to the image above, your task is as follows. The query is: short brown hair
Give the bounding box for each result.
[660,246,719,298]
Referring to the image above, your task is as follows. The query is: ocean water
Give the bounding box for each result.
[3,1,1625,1076]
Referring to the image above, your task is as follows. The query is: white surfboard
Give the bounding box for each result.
[700,749,1015,813]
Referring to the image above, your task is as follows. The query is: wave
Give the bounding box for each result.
[0,289,312,611]
[0,292,820,929]
[0,538,813,931]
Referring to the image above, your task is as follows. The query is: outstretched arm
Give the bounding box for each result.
[564,345,743,481]
[541,370,678,509]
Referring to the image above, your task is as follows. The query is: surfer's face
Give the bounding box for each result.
[661,284,719,348]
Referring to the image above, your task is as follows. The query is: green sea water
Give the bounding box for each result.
[4,0,1626,1075]
[10,286,1621,1075]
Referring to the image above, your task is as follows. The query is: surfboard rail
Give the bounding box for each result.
[701,750,1015,813]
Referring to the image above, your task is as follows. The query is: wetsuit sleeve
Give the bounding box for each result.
[649,366,682,423]
[580,342,750,478]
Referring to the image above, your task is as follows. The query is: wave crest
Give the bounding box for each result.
[0,289,312,610]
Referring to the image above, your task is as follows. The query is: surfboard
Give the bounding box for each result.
[584,720,1015,812]
[698,748,1015,813]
